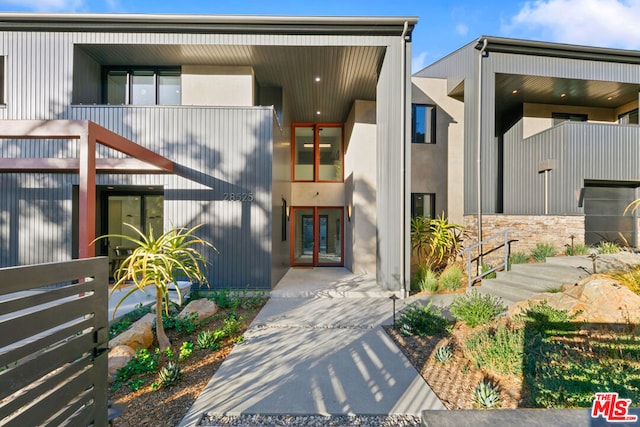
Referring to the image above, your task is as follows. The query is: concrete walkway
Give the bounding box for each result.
[179,268,448,427]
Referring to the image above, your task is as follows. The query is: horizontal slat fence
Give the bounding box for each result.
[0,257,108,427]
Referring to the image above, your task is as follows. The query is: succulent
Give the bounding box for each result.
[158,362,182,388]
[434,344,453,364]
[196,330,214,349]
[473,379,501,408]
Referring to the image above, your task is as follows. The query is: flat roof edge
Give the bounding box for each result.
[0,12,417,35]
[476,35,640,64]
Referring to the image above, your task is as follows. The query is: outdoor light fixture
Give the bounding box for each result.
[389,294,399,327]
[347,204,352,222]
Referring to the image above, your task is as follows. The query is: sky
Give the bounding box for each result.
[2,0,640,72]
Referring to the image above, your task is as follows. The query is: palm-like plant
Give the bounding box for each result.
[98,224,214,351]
[411,214,463,272]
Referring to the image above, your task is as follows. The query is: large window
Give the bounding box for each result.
[411,193,435,218]
[103,67,181,105]
[619,109,639,125]
[292,123,343,182]
[412,104,436,143]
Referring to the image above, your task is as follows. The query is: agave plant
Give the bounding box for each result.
[473,379,501,408]
[97,224,215,351]
[158,361,182,388]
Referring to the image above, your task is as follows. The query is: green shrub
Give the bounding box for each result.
[210,288,243,309]
[115,348,160,384]
[481,263,496,279]
[178,341,194,361]
[439,264,464,291]
[515,300,580,333]
[162,312,199,334]
[397,301,451,337]
[473,378,502,408]
[411,264,440,293]
[465,325,524,376]
[222,315,244,337]
[597,241,621,254]
[565,243,590,256]
[530,243,557,262]
[508,251,529,267]
[450,289,506,327]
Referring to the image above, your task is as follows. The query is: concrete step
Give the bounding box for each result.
[493,271,573,292]
[509,263,588,283]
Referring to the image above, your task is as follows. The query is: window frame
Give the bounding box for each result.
[618,108,639,125]
[291,122,344,183]
[102,66,181,106]
[0,56,5,105]
[411,103,436,144]
[411,193,436,219]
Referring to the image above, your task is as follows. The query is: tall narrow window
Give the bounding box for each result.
[0,56,5,105]
[292,123,343,182]
[412,104,436,143]
[411,193,435,218]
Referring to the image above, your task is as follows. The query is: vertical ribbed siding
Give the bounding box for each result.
[376,38,406,291]
[504,121,640,215]
[67,105,273,289]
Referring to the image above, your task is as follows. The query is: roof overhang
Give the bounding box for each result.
[475,36,640,65]
[0,13,417,36]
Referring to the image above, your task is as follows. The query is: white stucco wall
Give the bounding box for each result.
[344,100,377,275]
[181,65,254,106]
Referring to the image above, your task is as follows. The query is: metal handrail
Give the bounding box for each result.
[458,229,513,286]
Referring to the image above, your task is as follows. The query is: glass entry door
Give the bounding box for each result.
[292,207,343,266]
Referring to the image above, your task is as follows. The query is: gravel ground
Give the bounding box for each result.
[200,414,421,427]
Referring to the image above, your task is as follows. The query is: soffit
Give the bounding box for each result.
[79,44,385,123]
[496,73,640,117]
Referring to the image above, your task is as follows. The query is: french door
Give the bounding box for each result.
[291,207,343,266]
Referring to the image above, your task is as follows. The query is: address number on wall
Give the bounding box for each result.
[223,192,254,201]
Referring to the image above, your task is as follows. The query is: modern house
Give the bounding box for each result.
[412,36,640,252]
[0,13,416,292]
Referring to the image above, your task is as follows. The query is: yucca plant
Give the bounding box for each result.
[473,379,501,408]
[96,224,215,351]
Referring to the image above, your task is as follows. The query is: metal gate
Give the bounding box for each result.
[0,258,109,426]
[584,184,638,247]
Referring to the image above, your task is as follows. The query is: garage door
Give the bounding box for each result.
[584,184,638,246]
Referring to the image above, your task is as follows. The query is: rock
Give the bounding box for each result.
[508,277,640,323]
[108,345,136,382]
[109,313,155,350]
[178,299,218,322]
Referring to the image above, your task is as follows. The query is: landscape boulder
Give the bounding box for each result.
[509,277,640,324]
[108,345,136,382]
[178,299,218,322]
[109,313,155,350]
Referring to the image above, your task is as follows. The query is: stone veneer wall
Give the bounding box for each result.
[462,214,585,265]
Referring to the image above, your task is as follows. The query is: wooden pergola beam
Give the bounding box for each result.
[0,120,175,259]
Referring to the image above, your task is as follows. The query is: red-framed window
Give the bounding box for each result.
[292,123,343,182]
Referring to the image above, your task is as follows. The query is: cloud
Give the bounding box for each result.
[505,0,640,49]
[412,51,428,73]
[0,0,85,11]
[456,23,469,36]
